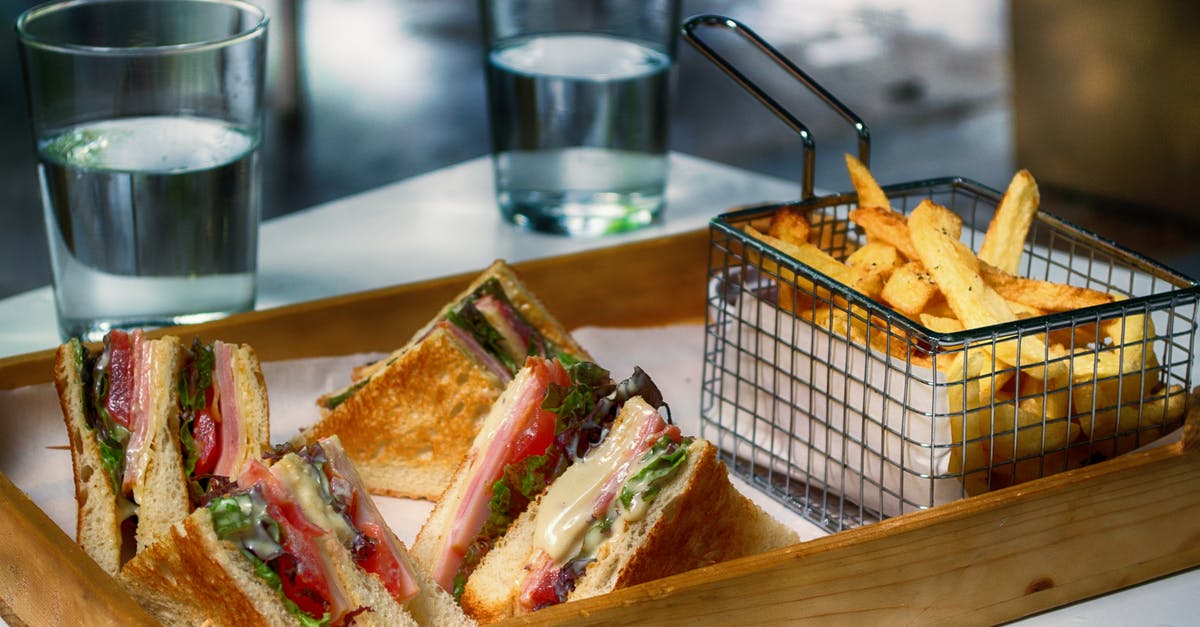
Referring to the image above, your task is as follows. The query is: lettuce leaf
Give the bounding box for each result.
[209,492,331,624]
[320,378,368,411]
[75,337,129,494]
[240,548,331,627]
[618,435,690,511]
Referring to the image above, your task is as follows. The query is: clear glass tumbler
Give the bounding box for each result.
[481,0,681,236]
[17,0,269,341]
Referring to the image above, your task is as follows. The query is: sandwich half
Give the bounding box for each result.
[298,261,591,500]
[409,358,662,600]
[119,435,472,626]
[55,330,270,575]
[459,397,800,621]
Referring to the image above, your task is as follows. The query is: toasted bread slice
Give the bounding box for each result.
[119,507,420,627]
[55,339,122,575]
[299,261,591,500]
[118,508,298,626]
[55,335,190,575]
[126,335,190,554]
[215,340,272,478]
[300,326,505,499]
[460,400,799,621]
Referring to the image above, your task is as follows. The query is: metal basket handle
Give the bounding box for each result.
[681,14,871,200]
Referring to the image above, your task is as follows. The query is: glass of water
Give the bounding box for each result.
[481,0,681,236]
[16,0,268,342]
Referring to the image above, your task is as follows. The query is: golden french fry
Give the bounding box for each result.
[1047,322,1103,352]
[844,153,891,210]
[880,261,939,318]
[991,373,1072,462]
[767,205,812,246]
[908,200,1066,380]
[809,209,855,255]
[848,205,921,261]
[743,225,882,299]
[1101,309,1156,346]
[1075,383,1187,445]
[945,349,993,496]
[845,241,901,274]
[977,262,1113,311]
[978,169,1039,274]
[919,312,963,334]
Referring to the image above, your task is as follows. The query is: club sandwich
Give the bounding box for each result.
[55,329,270,575]
[459,397,800,621]
[118,435,472,626]
[299,261,591,500]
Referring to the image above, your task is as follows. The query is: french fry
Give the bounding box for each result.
[1075,383,1187,443]
[767,205,812,246]
[978,169,1039,274]
[743,226,883,299]
[991,372,1072,462]
[919,312,963,334]
[977,262,1113,311]
[845,241,901,274]
[945,349,993,496]
[809,209,854,254]
[848,205,921,261]
[880,261,939,318]
[844,153,891,210]
[908,200,1066,380]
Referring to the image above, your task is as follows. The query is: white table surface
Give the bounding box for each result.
[0,152,1194,625]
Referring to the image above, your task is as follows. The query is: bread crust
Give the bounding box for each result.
[301,327,505,499]
[55,341,122,575]
[119,508,291,626]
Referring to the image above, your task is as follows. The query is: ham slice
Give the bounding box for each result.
[211,341,244,478]
[432,358,566,591]
[439,320,512,383]
[322,439,420,603]
[120,330,151,494]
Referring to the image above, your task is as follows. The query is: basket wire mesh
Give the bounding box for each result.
[684,16,1200,534]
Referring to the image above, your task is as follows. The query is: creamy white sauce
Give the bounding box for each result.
[534,399,660,563]
[271,455,353,543]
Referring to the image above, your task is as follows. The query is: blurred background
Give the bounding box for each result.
[2,0,1196,299]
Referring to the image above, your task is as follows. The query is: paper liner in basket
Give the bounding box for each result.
[707,272,965,519]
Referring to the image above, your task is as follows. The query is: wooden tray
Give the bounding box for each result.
[1,229,1197,625]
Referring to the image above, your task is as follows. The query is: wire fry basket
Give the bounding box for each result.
[684,16,1200,533]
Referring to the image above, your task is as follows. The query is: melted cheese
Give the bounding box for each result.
[534,400,660,563]
[271,455,354,543]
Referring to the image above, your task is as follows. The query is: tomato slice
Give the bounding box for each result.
[518,550,563,611]
[239,461,342,622]
[506,359,571,464]
[105,330,134,428]
[355,520,410,600]
[191,405,220,477]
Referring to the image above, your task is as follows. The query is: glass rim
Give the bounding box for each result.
[15,0,268,56]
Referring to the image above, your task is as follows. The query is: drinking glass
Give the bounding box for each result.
[17,0,268,341]
[481,0,681,236]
